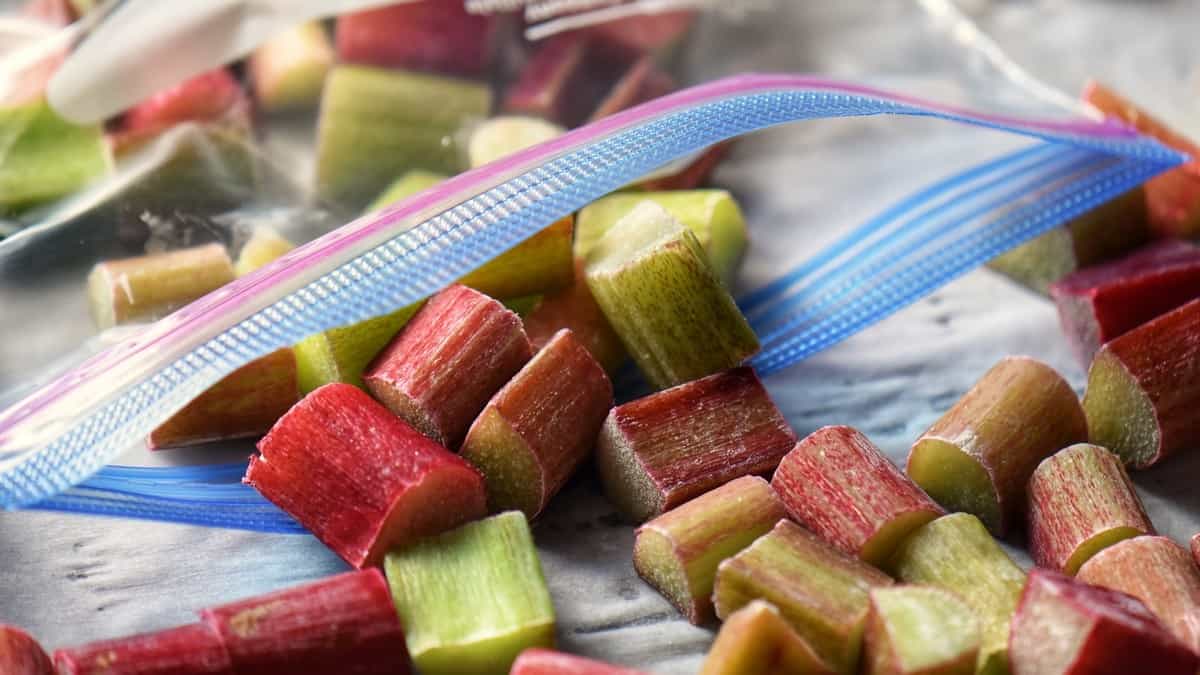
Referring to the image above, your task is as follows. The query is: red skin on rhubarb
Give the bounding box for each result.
[201,569,408,675]
[1050,239,1200,366]
[0,625,53,675]
[1026,443,1154,575]
[581,10,696,56]
[510,648,648,675]
[113,69,246,151]
[364,284,533,448]
[772,426,943,567]
[588,55,676,122]
[1076,535,1200,653]
[335,1,494,77]
[461,329,612,518]
[596,366,796,523]
[1083,81,1200,238]
[53,623,231,675]
[148,348,299,449]
[524,258,628,374]
[1009,569,1198,675]
[504,36,590,125]
[245,383,487,568]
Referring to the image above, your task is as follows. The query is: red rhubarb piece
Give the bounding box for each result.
[245,383,487,568]
[588,55,676,122]
[581,9,696,56]
[504,34,637,128]
[114,69,245,150]
[461,329,613,518]
[0,625,53,675]
[772,425,943,567]
[596,366,796,522]
[201,569,409,674]
[1009,568,1198,675]
[53,623,231,675]
[335,1,494,77]
[510,648,648,675]
[1050,239,1200,365]
[364,284,533,448]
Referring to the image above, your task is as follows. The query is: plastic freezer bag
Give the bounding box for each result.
[0,0,1196,671]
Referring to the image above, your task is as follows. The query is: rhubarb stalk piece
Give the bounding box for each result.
[1082,298,1200,468]
[113,69,248,152]
[249,21,334,112]
[889,513,1025,675]
[384,511,555,675]
[773,426,942,567]
[633,476,786,624]
[87,242,236,329]
[523,258,628,374]
[588,55,676,122]
[1076,535,1200,653]
[987,187,1148,295]
[461,329,613,518]
[0,625,53,675]
[1026,443,1154,574]
[457,216,575,301]
[906,356,1087,536]
[596,367,795,522]
[148,348,299,449]
[466,115,564,169]
[245,383,487,568]
[336,1,494,77]
[294,303,422,394]
[0,99,109,213]
[367,169,446,212]
[1049,239,1200,365]
[700,600,836,675]
[503,36,590,125]
[640,142,733,192]
[1084,81,1200,238]
[364,284,533,448]
[585,201,759,389]
[863,586,979,675]
[511,649,648,675]
[316,66,490,208]
[1009,568,1198,675]
[713,520,893,674]
[53,624,231,675]
[234,226,294,276]
[576,190,748,286]
[201,568,409,674]
[581,9,696,56]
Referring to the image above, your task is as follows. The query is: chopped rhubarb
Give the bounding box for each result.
[700,600,836,675]
[1082,298,1200,468]
[113,69,247,152]
[633,476,786,624]
[596,366,795,522]
[588,55,676,122]
[889,513,1026,675]
[773,426,943,567]
[148,348,298,449]
[249,21,333,112]
[0,99,109,213]
[906,356,1087,536]
[1050,239,1200,365]
[581,9,696,56]
[384,511,555,675]
[364,284,533,448]
[1084,81,1200,238]
[510,649,648,675]
[457,216,575,301]
[864,586,979,675]
[367,169,446,212]
[87,243,236,329]
[713,520,893,674]
[461,329,613,518]
[1027,443,1154,574]
[53,623,231,675]
[294,303,422,394]
[639,142,733,191]
[201,568,408,674]
[1009,568,1198,675]
[1076,535,1200,653]
[503,35,591,125]
[585,201,759,389]
[523,258,628,374]
[0,625,53,675]
[234,226,294,277]
[245,383,487,568]
[336,1,495,77]
[466,115,564,169]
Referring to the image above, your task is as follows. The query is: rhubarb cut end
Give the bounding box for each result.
[700,600,836,675]
[906,439,1002,535]
[867,586,980,675]
[596,417,663,523]
[460,408,544,518]
[632,526,697,622]
[413,623,555,675]
[860,509,942,570]
[0,625,53,675]
[1063,526,1145,577]
[363,462,489,567]
[1083,350,1160,468]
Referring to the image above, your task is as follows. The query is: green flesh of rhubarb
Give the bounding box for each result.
[889,514,1025,675]
[1,99,109,214]
[701,600,836,675]
[367,169,447,212]
[1083,351,1159,468]
[576,190,748,285]
[867,586,979,675]
[294,302,422,393]
[462,408,544,515]
[384,511,555,675]
[234,226,294,276]
[905,439,1000,535]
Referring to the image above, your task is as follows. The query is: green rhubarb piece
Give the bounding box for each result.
[0,98,109,214]
[367,169,447,212]
[585,200,759,389]
[249,21,334,112]
[713,520,893,674]
[294,302,423,393]
[577,190,748,285]
[467,115,564,168]
[234,226,294,276]
[701,600,837,675]
[864,586,980,675]
[889,513,1025,675]
[316,66,491,209]
[87,243,235,328]
[384,511,555,675]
